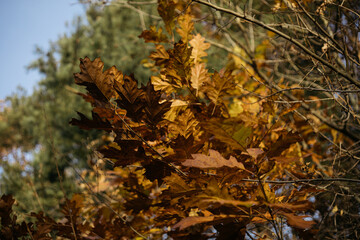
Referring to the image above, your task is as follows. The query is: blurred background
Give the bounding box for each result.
[0,0,153,218]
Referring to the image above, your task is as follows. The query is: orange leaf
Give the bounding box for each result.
[182,149,245,169]
[173,216,215,230]
[279,212,316,229]
[201,198,258,208]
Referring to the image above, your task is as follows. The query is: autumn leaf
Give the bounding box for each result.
[164,99,189,122]
[74,57,122,100]
[173,216,215,230]
[151,75,176,94]
[168,108,200,139]
[189,34,211,63]
[182,149,245,169]
[158,0,176,34]
[190,63,210,96]
[166,41,193,84]
[139,26,168,43]
[176,14,194,42]
[244,148,264,159]
[173,215,238,231]
[279,212,316,229]
[204,70,236,114]
[202,118,252,151]
[149,45,170,66]
[267,201,313,211]
[201,198,257,208]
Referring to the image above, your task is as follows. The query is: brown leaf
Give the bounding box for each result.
[150,45,170,66]
[268,201,312,211]
[244,148,264,159]
[202,118,252,151]
[168,108,200,139]
[158,0,176,34]
[164,99,189,122]
[201,198,257,208]
[204,70,236,113]
[279,212,316,229]
[74,57,122,100]
[69,112,112,131]
[173,216,215,230]
[139,26,168,43]
[182,149,244,169]
[151,75,176,94]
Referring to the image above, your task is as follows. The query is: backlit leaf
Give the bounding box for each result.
[182,149,244,169]
[279,212,316,229]
[176,14,194,42]
[190,63,210,96]
[189,34,211,63]
[74,57,121,100]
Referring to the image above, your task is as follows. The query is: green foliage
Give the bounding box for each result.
[0,3,154,215]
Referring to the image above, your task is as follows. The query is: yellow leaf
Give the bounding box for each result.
[151,75,175,94]
[164,99,189,121]
[176,14,194,42]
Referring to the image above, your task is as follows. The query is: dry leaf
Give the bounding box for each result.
[182,149,245,169]
[189,34,211,63]
[190,63,210,96]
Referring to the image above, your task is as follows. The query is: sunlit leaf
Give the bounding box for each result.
[182,149,244,169]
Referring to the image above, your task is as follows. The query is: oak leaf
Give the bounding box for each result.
[74,57,122,100]
[149,45,170,66]
[164,99,189,122]
[157,0,176,34]
[202,118,252,151]
[279,212,315,229]
[139,26,168,43]
[176,14,194,42]
[189,34,211,63]
[168,108,200,139]
[205,70,236,114]
[151,75,176,94]
[190,63,210,96]
[173,216,214,230]
[182,149,245,169]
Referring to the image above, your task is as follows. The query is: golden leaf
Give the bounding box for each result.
[168,108,200,139]
[151,75,175,94]
[190,63,210,96]
[149,45,170,66]
[176,14,194,42]
[189,34,211,63]
[164,99,189,122]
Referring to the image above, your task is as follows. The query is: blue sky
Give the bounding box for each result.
[0,0,85,99]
